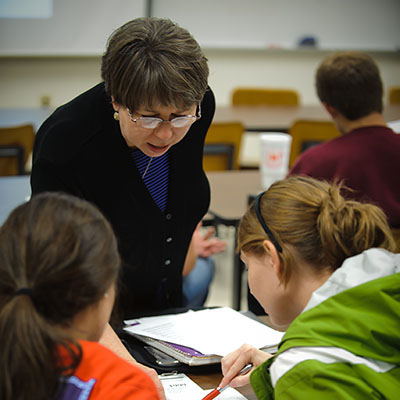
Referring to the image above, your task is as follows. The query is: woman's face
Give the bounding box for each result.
[241,250,296,329]
[113,102,198,157]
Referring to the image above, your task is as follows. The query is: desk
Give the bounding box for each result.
[214,104,400,132]
[207,170,261,310]
[214,104,400,167]
[207,170,261,220]
[214,104,330,132]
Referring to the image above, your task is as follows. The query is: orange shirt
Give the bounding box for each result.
[56,340,159,399]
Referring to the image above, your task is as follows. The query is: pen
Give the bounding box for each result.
[200,364,253,400]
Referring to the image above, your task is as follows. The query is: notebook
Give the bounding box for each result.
[160,372,247,399]
[124,307,284,366]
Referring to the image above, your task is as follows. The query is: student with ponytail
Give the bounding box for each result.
[219,176,400,399]
[0,193,159,400]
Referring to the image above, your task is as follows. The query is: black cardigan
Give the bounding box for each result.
[31,83,215,318]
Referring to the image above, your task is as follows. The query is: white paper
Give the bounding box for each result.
[388,119,400,134]
[125,307,284,356]
[160,373,247,400]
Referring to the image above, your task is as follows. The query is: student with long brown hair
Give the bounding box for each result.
[219,176,400,399]
[0,193,159,400]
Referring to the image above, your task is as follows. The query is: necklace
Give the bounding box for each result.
[142,157,153,178]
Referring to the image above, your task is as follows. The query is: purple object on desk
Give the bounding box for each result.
[166,341,206,357]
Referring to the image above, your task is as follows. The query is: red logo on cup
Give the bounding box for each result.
[265,150,283,168]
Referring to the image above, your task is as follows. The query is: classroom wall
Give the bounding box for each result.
[0,50,399,109]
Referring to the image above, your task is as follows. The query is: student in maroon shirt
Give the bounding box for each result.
[289,51,400,229]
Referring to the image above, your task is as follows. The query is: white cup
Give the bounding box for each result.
[260,133,292,190]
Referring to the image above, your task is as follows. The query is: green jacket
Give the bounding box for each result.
[250,249,400,399]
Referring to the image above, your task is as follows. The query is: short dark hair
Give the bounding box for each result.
[101,17,209,111]
[316,51,383,120]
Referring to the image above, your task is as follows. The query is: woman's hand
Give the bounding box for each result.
[182,222,227,276]
[193,222,227,258]
[219,344,273,389]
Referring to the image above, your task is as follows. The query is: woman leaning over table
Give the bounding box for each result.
[219,176,400,399]
[31,17,214,399]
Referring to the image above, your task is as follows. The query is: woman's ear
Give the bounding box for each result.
[262,239,282,279]
[111,97,120,112]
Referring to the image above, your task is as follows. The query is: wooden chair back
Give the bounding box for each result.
[0,124,35,176]
[232,87,299,106]
[289,119,340,167]
[389,86,400,105]
[203,122,244,171]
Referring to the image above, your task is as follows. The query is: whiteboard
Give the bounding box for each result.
[1,0,399,56]
[152,0,400,51]
[0,0,146,56]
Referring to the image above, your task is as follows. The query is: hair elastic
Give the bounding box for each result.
[14,287,34,298]
[254,192,283,253]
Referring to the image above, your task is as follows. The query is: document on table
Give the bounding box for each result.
[160,373,247,400]
[125,307,284,357]
[388,119,400,133]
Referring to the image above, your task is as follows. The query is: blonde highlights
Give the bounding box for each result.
[101,17,209,111]
[238,176,396,285]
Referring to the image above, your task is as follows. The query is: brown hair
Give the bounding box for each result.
[316,51,383,120]
[238,176,396,285]
[0,192,120,400]
[101,17,209,111]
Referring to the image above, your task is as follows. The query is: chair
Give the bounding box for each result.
[231,88,299,169]
[288,119,341,167]
[232,87,300,106]
[203,122,244,171]
[388,86,400,105]
[0,124,35,176]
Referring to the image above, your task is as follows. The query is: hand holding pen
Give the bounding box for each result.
[217,344,274,395]
[201,364,253,400]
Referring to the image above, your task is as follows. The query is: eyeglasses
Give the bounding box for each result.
[127,104,201,130]
[254,192,283,253]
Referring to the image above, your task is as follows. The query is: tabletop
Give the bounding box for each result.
[214,103,400,132]
[206,170,261,221]
[205,170,262,310]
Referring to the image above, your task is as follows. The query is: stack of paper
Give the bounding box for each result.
[124,307,285,366]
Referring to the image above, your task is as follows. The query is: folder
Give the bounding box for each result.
[123,307,284,366]
[135,335,221,366]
